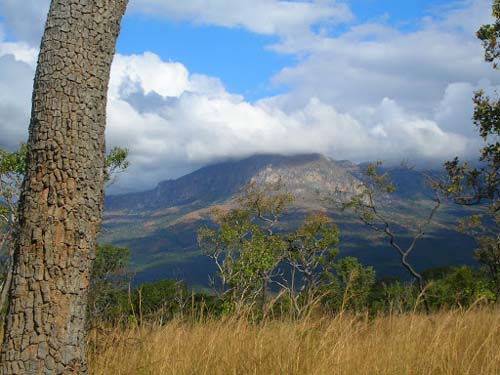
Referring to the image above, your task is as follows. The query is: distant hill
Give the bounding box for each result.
[102,153,478,286]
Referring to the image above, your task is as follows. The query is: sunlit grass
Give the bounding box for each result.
[88,307,500,375]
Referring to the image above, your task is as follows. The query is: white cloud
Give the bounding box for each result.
[1,0,352,46]
[269,0,497,139]
[103,52,477,192]
[110,52,190,98]
[0,40,38,65]
[272,11,496,110]
[131,0,353,36]
[0,37,36,150]
[0,0,496,193]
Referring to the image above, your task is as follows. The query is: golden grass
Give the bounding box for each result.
[88,308,500,375]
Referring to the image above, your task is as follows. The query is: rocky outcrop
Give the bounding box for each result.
[106,153,366,212]
[251,154,365,204]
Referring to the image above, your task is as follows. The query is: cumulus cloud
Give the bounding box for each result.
[103,52,477,192]
[272,1,497,114]
[0,0,496,193]
[110,52,190,98]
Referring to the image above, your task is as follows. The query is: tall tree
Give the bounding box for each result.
[443,0,500,299]
[0,1,128,374]
[0,144,129,318]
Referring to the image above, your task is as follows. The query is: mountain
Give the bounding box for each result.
[102,154,478,287]
[105,154,364,212]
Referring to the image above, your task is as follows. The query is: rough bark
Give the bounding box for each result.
[0,1,128,374]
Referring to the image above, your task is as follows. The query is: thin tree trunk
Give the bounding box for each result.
[0,266,12,317]
[261,277,267,317]
[0,1,128,374]
[0,230,14,314]
[0,245,13,315]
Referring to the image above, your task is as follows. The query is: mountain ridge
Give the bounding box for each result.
[102,153,478,286]
[106,153,366,212]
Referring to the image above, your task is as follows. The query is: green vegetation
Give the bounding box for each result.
[0,144,26,315]
[85,1,500,326]
[86,244,498,327]
[441,0,500,302]
[87,244,131,325]
[89,181,498,328]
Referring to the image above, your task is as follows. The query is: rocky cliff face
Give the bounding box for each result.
[251,154,365,204]
[105,153,366,212]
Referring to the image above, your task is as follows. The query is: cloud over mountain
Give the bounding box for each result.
[0,0,496,193]
[105,51,476,192]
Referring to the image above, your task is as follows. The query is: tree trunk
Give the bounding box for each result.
[261,277,267,317]
[0,1,128,374]
[0,242,14,316]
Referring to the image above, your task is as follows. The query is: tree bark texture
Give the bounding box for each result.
[0,1,128,374]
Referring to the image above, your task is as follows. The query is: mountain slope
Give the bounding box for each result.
[106,153,364,212]
[102,154,478,286]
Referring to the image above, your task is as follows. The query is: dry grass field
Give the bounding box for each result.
[88,308,500,375]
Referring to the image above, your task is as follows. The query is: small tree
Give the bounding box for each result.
[104,147,130,185]
[282,213,339,317]
[198,181,292,315]
[200,181,383,317]
[453,214,500,299]
[369,278,418,315]
[343,163,441,313]
[425,266,493,309]
[87,244,131,325]
[131,279,189,324]
[327,257,376,313]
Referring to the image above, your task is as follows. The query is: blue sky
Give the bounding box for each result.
[350,0,453,24]
[116,0,464,102]
[116,17,295,101]
[0,0,498,192]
